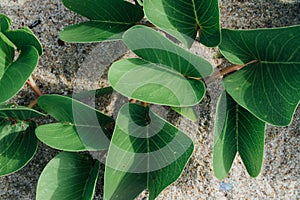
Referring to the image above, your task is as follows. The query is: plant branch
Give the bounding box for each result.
[27,76,43,96]
[219,59,258,77]
[136,20,158,29]
[26,76,43,108]
[186,59,259,82]
[28,98,38,109]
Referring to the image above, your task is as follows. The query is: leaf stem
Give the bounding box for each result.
[219,59,258,77]
[27,76,43,96]
[26,75,43,108]
[186,59,259,82]
[141,102,148,107]
[136,20,158,29]
[28,98,38,108]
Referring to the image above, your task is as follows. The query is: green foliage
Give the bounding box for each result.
[0,14,42,177]
[109,25,212,106]
[220,26,300,126]
[60,0,144,42]
[36,94,114,151]
[1,0,300,199]
[0,14,42,104]
[104,103,193,200]
[0,105,44,176]
[144,0,221,47]
[213,91,265,179]
[36,152,100,200]
[0,46,39,103]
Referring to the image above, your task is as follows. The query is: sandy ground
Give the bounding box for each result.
[0,0,299,199]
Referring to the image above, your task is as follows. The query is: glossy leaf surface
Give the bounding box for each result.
[144,0,220,47]
[220,26,300,126]
[60,0,144,42]
[109,26,213,107]
[36,95,114,151]
[104,103,194,200]
[213,91,265,179]
[36,152,100,200]
[0,121,38,176]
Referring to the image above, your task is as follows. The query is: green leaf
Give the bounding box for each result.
[0,32,14,79]
[109,58,204,107]
[0,106,45,120]
[4,27,43,55]
[109,26,213,107]
[36,95,114,151]
[0,14,11,32]
[0,45,39,104]
[171,106,198,122]
[122,26,213,78]
[60,0,144,42]
[144,0,220,47]
[0,121,38,176]
[36,152,101,200]
[213,91,265,179]
[60,21,131,43]
[220,26,300,126]
[104,103,194,200]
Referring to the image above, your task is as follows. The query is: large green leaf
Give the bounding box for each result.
[213,91,265,179]
[36,95,114,151]
[4,27,43,55]
[220,26,300,126]
[36,152,101,200]
[60,0,144,42]
[0,32,14,79]
[144,0,220,47]
[109,26,213,107]
[0,45,39,104]
[0,121,38,176]
[104,103,194,200]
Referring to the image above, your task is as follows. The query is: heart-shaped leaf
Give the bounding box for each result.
[36,95,114,151]
[36,152,101,200]
[144,0,220,47]
[0,45,39,104]
[0,121,38,176]
[104,103,194,200]
[219,26,300,126]
[60,0,144,42]
[109,25,213,107]
[213,91,265,179]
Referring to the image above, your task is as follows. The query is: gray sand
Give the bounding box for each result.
[0,0,299,199]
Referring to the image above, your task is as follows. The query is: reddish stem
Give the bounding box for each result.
[26,76,43,108]
[27,76,43,96]
[187,60,259,82]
